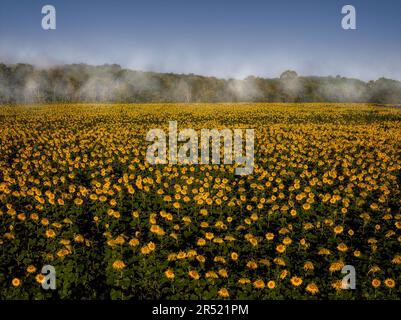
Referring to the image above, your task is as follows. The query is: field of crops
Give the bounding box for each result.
[1,103,400,300]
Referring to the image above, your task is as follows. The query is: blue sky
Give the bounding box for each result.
[0,0,400,80]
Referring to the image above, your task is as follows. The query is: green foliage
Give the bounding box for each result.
[0,63,400,104]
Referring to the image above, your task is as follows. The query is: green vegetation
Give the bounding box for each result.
[1,63,400,104]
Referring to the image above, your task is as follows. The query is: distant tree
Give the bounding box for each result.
[280,70,298,80]
[0,63,399,104]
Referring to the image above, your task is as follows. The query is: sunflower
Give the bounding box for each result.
[188,270,200,280]
[391,255,401,265]
[337,243,348,252]
[303,261,314,271]
[196,255,206,263]
[141,246,150,254]
[333,226,344,234]
[283,237,292,245]
[218,269,228,278]
[329,262,344,273]
[35,274,45,284]
[205,232,214,240]
[205,271,218,279]
[112,260,126,270]
[253,279,265,289]
[12,278,21,287]
[267,280,276,289]
[246,261,258,269]
[45,229,56,238]
[290,276,303,287]
[306,283,319,295]
[331,280,343,291]
[218,288,229,298]
[165,269,175,280]
[129,238,139,247]
[280,269,288,279]
[384,278,395,288]
[147,242,156,251]
[231,252,239,261]
[371,279,381,288]
[238,278,251,285]
[27,265,36,273]
[276,244,286,253]
[74,198,84,206]
[74,234,85,243]
[265,233,274,241]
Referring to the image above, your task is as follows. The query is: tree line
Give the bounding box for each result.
[0,63,400,104]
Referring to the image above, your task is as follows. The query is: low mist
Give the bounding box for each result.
[0,63,400,104]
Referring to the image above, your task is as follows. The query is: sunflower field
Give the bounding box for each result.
[0,103,400,300]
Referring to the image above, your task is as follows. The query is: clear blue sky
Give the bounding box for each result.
[0,0,400,80]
